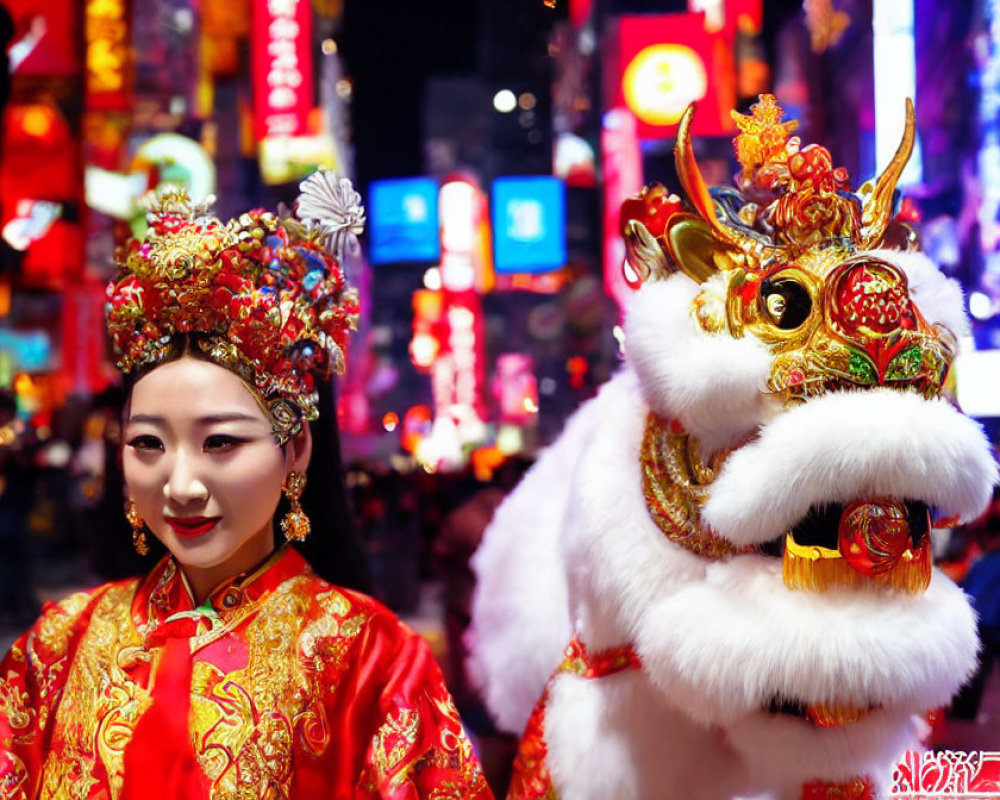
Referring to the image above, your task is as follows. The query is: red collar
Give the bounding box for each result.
[131,545,310,641]
[556,635,642,679]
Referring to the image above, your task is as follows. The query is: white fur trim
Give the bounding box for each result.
[725,709,920,799]
[862,248,970,339]
[624,274,776,455]
[635,560,978,726]
[467,372,640,732]
[703,388,998,546]
[466,450,572,731]
[542,668,916,800]
[559,369,710,649]
[544,671,751,800]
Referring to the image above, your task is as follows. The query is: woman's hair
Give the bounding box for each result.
[287,376,372,593]
[118,334,373,593]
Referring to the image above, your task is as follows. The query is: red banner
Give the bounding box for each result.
[5,0,80,77]
[61,279,112,393]
[615,13,734,139]
[436,289,487,423]
[251,0,314,140]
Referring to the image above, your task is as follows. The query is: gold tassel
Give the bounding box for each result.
[782,534,931,594]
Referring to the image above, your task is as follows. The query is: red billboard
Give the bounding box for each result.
[614,13,734,139]
[251,0,314,140]
[5,0,80,77]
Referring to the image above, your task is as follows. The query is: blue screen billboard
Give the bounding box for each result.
[491,176,566,273]
[368,177,440,264]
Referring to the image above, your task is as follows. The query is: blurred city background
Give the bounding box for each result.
[0,0,999,781]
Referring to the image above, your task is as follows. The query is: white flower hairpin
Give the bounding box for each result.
[295,171,366,261]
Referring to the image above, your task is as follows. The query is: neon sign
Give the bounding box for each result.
[432,180,488,433]
[622,44,707,128]
[85,0,129,109]
[252,0,314,140]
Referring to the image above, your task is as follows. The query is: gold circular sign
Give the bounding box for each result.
[622,44,708,127]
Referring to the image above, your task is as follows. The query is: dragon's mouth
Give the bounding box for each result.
[760,498,934,593]
[766,696,881,727]
[789,500,930,552]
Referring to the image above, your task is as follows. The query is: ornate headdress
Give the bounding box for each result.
[105,171,363,443]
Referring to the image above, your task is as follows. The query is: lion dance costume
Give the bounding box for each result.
[0,175,491,799]
[469,97,998,799]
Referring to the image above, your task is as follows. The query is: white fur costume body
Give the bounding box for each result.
[469,248,997,799]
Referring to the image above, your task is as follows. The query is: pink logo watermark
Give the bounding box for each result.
[891,751,1000,798]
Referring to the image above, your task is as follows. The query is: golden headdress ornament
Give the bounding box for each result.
[105,171,363,443]
[621,93,916,283]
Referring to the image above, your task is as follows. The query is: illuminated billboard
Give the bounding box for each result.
[368,177,440,264]
[615,13,734,139]
[6,0,80,76]
[251,0,314,140]
[85,0,130,110]
[491,176,566,274]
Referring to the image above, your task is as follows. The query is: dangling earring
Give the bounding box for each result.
[125,500,150,556]
[281,472,310,542]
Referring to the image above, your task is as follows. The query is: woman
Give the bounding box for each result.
[0,174,492,799]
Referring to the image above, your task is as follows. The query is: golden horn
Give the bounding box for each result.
[675,105,761,255]
[860,98,915,248]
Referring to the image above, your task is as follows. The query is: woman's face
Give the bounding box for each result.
[122,356,310,599]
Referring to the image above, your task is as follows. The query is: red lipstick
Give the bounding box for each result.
[165,517,220,538]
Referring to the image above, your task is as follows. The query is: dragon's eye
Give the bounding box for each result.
[760,277,812,330]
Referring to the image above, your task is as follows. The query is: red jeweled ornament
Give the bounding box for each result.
[832,261,915,338]
[619,182,684,240]
[838,499,911,577]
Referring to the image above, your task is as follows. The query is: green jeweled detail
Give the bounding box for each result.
[885,345,923,381]
[847,351,877,384]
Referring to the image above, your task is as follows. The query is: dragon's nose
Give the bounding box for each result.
[830,260,913,339]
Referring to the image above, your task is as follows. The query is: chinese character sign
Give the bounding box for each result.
[252,0,314,140]
[891,750,1000,798]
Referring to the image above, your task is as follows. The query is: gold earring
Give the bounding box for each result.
[281,472,310,542]
[125,500,150,556]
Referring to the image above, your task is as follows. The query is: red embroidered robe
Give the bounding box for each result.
[0,547,492,799]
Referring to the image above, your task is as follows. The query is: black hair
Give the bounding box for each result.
[287,376,372,593]
[117,336,373,593]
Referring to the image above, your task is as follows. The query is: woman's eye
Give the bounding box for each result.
[204,435,243,452]
[126,435,163,452]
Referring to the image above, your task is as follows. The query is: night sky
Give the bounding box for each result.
[340,0,811,194]
[340,0,481,192]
